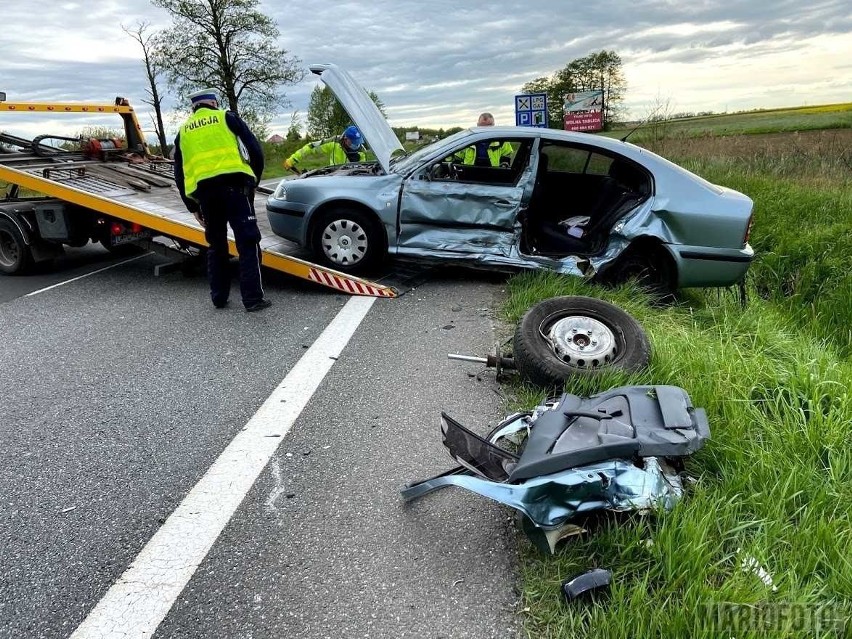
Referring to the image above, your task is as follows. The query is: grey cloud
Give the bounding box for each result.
[1,0,849,135]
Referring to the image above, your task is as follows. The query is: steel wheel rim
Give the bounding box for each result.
[320,218,368,266]
[0,229,19,268]
[541,314,618,369]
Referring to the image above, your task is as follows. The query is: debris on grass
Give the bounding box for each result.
[738,549,779,592]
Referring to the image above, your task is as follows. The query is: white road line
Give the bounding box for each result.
[69,295,377,639]
[25,253,152,297]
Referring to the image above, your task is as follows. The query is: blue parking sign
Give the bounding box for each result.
[515,92,548,128]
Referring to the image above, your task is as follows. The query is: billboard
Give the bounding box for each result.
[563,90,603,132]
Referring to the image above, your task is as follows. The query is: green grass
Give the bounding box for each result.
[504,275,852,638]
[608,103,852,143]
[675,150,852,360]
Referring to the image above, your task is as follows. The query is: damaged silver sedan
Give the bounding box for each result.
[267,64,754,291]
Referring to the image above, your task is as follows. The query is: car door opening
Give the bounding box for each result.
[521,144,652,258]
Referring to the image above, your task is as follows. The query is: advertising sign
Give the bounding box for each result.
[515,92,548,128]
[563,90,604,132]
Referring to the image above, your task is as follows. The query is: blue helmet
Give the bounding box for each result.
[342,125,363,150]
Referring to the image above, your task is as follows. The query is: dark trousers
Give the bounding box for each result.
[196,179,264,307]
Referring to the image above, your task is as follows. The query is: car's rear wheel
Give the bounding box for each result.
[513,296,651,388]
[600,247,675,300]
[312,207,383,273]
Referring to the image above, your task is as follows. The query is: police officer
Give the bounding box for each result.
[283,125,365,172]
[456,112,513,167]
[174,89,271,312]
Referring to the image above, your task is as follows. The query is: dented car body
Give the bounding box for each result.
[402,385,710,553]
[267,64,754,289]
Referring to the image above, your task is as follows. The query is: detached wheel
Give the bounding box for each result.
[513,296,651,388]
[0,218,33,275]
[312,207,383,273]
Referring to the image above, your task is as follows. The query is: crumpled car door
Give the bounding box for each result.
[396,172,526,258]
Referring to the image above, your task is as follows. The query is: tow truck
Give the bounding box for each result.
[0,92,400,297]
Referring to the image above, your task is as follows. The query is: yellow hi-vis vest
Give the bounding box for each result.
[458,141,514,167]
[179,109,255,199]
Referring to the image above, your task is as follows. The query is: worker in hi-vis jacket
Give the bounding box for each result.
[283,125,366,171]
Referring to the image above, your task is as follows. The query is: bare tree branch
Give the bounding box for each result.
[122,20,170,153]
[151,0,305,131]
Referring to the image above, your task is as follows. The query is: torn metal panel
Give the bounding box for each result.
[396,225,518,256]
[618,202,679,244]
[395,241,589,277]
[398,180,523,255]
[403,385,709,553]
[402,456,683,529]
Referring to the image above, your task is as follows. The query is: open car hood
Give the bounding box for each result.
[310,63,404,173]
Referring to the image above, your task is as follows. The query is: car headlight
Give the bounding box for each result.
[273,183,287,200]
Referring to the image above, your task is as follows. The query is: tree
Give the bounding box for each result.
[519,75,561,129]
[286,111,302,141]
[521,50,626,129]
[151,0,305,132]
[306,85,385,140]
[122,21,169,154]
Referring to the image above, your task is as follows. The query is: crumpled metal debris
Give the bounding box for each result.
[402,385,709,553]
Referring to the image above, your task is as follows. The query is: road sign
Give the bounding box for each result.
[515,92,548,128]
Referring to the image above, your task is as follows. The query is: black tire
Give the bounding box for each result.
[600,248,675,299]
[0,218,33,275]
[513,296,651,388]
[311,207,384,273]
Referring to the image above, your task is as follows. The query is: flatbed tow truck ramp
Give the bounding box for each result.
[0,96,406,298]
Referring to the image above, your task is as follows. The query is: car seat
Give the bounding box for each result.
[533,160,647,254]
[401,385,709,532]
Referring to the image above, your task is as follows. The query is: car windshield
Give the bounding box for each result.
[391,129,474,174]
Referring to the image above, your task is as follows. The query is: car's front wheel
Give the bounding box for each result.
[311,207,383,273]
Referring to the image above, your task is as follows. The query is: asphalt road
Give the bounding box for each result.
[0,244,128,304]
[0,250,520,638]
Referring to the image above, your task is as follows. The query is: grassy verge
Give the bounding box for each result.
[508,131,851,637]
[506,276,851,638]
[664,131,852,359]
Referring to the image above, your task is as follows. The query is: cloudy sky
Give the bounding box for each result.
[2,0,850,141]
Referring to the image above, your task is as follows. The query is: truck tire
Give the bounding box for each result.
[0,218,34,275]
[513,296,651,388]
